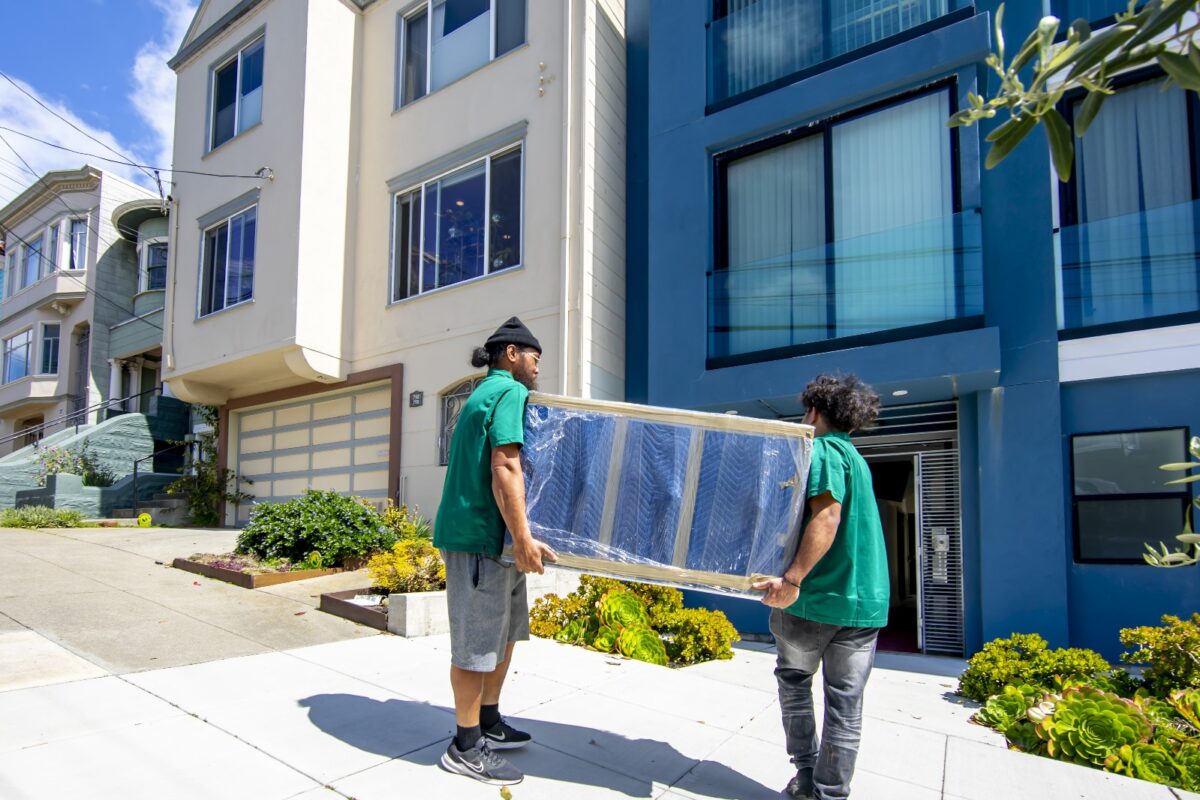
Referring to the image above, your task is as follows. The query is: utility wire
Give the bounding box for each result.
[0,125,270,180]
[0,70,156,185]
[0,132,164,331]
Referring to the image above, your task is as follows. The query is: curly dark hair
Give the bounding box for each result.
[801,373,880,433]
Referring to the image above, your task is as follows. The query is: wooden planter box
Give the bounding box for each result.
[319,587,448,637]
[172,558,344,589]
[319,589,390,631]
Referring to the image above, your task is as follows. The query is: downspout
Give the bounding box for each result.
[164,189,181,373]
[558,0,578,397]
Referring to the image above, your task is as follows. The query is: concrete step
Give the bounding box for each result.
[81,518,140,527]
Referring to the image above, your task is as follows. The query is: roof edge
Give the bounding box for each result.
[0,166,103,230]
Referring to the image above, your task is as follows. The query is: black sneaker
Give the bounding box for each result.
[482,718,532,750]
[439,738,523,785]
[784,769,814,799]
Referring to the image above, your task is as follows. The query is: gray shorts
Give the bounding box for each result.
[441,550,530,672]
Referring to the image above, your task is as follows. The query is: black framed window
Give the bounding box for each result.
[210,36,264,150]
[1071,428,1193,564]
[707,0,968,108]
[1057,69,1200,335]
[709,84,982,366]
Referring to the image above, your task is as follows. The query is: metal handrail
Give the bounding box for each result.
[0,386,163,449]
[131,438,191,516]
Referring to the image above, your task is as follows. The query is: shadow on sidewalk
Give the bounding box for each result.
[298,693,781,798]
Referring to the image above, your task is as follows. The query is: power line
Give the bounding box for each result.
[0,125,270,181]
[0,133,163,331]
[0,70,156,185]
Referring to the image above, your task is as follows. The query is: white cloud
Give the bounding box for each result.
[0,0,197,211]
[130,0,198,177]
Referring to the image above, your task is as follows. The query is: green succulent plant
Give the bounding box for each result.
[1034,686,1152,767]
[598,590,651,631]
[975,685,1043,731]
[1004,719,1043,753]
[1172,743,1200,792]
[590,625,619,654]
[1107,743,1186,787]
[1170,689,1200,731]
[616,625,669,666]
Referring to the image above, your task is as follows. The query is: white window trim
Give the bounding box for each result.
[197,203,258,319]
[208,34,265,152]
[3,327,33,385]
[388,141,524,304]
[38,322,61,376]
[66,216,89,271]
[395,0,526,110]
[139,237,169,293]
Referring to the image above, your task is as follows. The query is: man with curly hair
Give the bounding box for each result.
[753,373,888,800]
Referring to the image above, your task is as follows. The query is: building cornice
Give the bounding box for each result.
[0,167,102,233]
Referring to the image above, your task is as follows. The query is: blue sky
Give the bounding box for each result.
[0,0,197,206]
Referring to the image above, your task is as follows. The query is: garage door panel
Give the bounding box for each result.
[233,382,394,523]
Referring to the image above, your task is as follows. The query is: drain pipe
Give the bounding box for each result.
[557,0,579,397]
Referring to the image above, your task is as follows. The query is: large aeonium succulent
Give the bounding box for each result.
[1034,686,1151,766]
[616,625,668,666]
[1106,743,1186,787]
[974,685,1043,732]
[598,590,651,631]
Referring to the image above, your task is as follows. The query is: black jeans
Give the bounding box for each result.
[770,610,879,800]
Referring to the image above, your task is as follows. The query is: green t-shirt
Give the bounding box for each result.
[433,369,529,555]
[784,432,890,628]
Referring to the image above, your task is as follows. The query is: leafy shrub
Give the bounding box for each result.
[166,405,252,525]
[528,577,738,667]
[1121,614,1200,696]
[35,444,116,488]
[0,506,85,528]
[616,625,669,666]
[1108,743,1187,787]
[958,633,1110,702]
[367,538,446,593]
[236,490,398,567]
[655,607,741,665]
[381,501,432,540]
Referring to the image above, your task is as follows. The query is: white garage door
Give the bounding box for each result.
[232,382,392,524]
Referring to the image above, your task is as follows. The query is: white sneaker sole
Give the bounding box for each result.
[439,751,524,785]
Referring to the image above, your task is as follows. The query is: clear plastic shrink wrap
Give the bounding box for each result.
[515,393,813,595]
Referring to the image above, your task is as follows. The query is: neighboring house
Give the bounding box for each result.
[627,0,1200,658]
[0,166,177,456]
[163,0,626,524]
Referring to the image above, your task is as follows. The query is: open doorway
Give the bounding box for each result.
[868,456,920,653]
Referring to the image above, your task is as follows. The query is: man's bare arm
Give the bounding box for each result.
[755,492,842,608]
[491,443,556,573]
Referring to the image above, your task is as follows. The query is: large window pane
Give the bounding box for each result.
[1073,430,1186,495]
[431,0,491,91]
[436,162,486,287]
[495,0,526,56]
[40,324,59,374]
[489,148,522,272]
[4,331,30,383]
[146,243,168,290]
[722,136,826,355]
[830,0,948,56]
[69,219,87,269]
[22,237,41,288]
[45,225,59,278]
[239,39,265,132]
[401,10,429,106]
[1059,80,1199,329]
[212,59,238,148]
[832,91,954,339]
[203,224,228,315]
[1077,498,1189,561]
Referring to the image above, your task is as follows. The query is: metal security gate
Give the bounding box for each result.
[916,449,964,655]
[852,401,964,656]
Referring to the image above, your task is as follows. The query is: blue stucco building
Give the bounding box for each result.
[626,0,1200,658]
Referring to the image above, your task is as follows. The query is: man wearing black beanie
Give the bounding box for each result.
[434,316,558,786]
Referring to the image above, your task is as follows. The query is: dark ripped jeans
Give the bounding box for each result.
[770,610,879,800]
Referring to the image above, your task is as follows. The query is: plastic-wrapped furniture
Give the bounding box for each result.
[516,393,813,595]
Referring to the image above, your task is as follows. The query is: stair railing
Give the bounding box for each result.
[0,386,163,450]
[131,438,192,517]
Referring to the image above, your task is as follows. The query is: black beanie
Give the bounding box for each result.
[485,316,542,354]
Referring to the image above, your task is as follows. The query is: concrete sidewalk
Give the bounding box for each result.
[0,527,1193,799]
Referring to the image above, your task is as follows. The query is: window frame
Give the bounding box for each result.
[39,322,60,376]
[208,32,266,152]
[140,237,169,293]
[1069,426,1195,565]
[388,140,524,303]
[3,327,33,384]
[395,0,528,110]
[198,203,258,319]
[438,374,486,465]
[67,217,88,271]
[1055,66,1200,339]
[709,79,975,368]
[21,232,43,290]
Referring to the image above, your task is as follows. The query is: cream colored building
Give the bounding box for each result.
[0,167,171,453]
[164,0,626,523]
